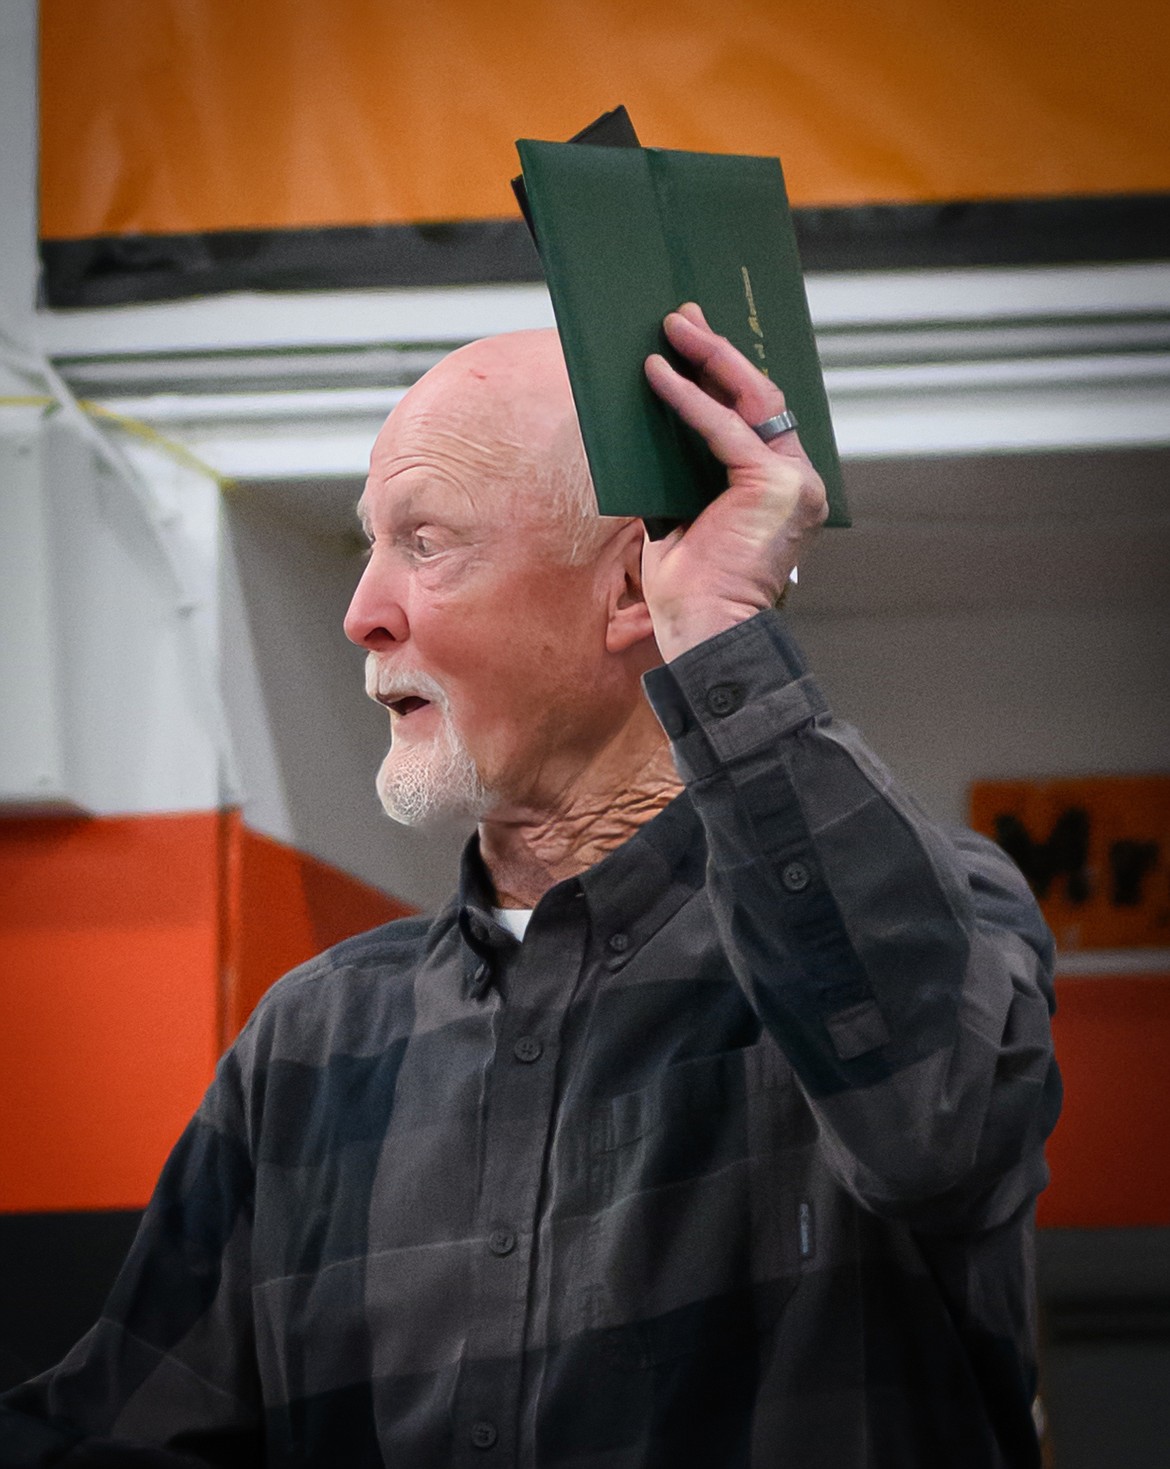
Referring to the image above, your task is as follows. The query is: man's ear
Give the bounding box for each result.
[604,520,655,653]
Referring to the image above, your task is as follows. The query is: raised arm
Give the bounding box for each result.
[642,306,1060,1231]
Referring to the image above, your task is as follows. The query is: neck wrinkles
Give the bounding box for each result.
[478,735,683,908]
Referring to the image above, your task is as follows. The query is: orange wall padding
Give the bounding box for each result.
[0,813,223,1213]
[40,0,1170,241]
[219,814,411,1046]
[1039,975,1170,1228]
[0,811,409,1212]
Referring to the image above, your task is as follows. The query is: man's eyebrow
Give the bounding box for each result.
[356,501,373,540]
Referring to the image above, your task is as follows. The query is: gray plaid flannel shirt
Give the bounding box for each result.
[2,610,1060,1468]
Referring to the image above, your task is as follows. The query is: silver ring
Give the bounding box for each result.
[753,410,798,442]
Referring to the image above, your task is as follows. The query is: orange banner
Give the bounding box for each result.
[971,775,1170,952]
[40,0,1170,241]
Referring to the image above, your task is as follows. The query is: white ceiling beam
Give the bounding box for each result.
[37,261,1170,359]
[29,259,1170,475]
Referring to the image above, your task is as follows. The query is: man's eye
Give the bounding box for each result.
[411,531,439,558]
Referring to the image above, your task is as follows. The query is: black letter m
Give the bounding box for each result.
[994,807,1092,903]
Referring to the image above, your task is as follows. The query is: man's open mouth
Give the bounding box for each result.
[387,696,431,717]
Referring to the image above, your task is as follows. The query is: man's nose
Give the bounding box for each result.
[344,556,409,649]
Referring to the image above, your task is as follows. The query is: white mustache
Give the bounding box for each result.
[364,658,450,711]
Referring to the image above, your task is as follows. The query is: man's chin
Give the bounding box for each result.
[377,791,485,831]
[375,749,491,829]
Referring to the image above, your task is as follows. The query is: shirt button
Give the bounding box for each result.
[470,1420,498,1450]
[488,1228,516,1257]
[781,860,811,892]
[706,683,742,717]
[607,932,629,953]
[513,1035,543,1063]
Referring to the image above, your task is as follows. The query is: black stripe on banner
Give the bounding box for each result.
[38,193,1170,309]
[39,219,544,309]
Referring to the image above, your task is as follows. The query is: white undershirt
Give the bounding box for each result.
[492,907,534,942]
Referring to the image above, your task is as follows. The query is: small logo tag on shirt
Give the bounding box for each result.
[798,1200,816,1261]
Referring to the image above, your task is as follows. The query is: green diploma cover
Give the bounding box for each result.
[515,136,848,531]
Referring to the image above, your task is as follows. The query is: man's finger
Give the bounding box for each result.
[645,351,801,470]
[662,308,790,442]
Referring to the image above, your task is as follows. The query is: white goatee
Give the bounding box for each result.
[365,657,491,828]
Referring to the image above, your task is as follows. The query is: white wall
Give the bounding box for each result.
[792,445,1170,825]
[0,0,63,808]
[2,407,226,817]
[796,606,1170,827]
[43,426,226,814]
[0,0,36,354]
[1,0,226,819]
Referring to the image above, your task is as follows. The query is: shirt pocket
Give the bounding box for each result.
[584,1036,815,1368]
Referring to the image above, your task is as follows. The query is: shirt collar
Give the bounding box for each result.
[578,793,706,971]
[451,792,705,994]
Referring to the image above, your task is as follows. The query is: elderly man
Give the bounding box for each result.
[2,308,1058,1468]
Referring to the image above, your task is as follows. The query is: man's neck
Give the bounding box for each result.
[478,714,683,909]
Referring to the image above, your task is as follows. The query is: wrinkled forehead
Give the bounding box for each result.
[359,406,538,535]
[362,332,579,519]
[373,390,540,480]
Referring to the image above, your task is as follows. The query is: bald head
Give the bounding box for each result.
[406,328,572,423]
[372,329,602,562]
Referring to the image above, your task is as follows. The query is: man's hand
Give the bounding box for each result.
[642,303,828,662]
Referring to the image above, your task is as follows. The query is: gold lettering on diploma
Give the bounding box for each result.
[740,266,769,376]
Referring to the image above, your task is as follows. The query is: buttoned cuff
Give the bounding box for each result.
[642,609,829,781]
